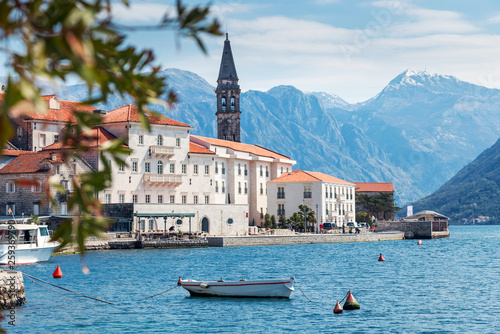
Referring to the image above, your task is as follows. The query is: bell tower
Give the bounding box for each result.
[216,33,241,142]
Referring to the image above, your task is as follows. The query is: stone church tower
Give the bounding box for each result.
[216,34,241,142]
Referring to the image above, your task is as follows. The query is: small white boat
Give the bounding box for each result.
[179,277,295,298]
[0,223,59,265]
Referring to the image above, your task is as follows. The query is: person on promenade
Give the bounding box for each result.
[342,223,345,234]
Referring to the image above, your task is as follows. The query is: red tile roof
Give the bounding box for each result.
[0,151,62,174]
[189,142,215,155]
[355,182,394,192]
[269,170,353,184]
[193,136,291,160]
[1,149,33,156]
[104,105,190,127]
[42,127,123,150]
[26,96,97,122]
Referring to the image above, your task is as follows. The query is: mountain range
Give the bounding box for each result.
[42,68,500,206]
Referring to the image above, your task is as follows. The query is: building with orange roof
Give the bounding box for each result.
[354,182,395,220]
[268,170,356,229]
[0,151,92,217]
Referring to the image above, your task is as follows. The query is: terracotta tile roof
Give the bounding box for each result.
[42,127,124,150]
[354,182,394,192]
[1,149,33,156]
[269,170,353,184]
[104,105,190,127]
[193,136,291,160]
[189,142,215,155]
[26,96,97,122]
[0,151,62,174]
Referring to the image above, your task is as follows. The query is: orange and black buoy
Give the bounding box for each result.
[52,265,63,278]
[378,253,385,261]
[417,240,422,245]
[177,276,182,286]
[343,290,360,310]
[333,300,343,314]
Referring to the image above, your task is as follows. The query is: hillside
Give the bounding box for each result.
[412,138,500,223]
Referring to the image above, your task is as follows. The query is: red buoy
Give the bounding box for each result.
[343,290,360,310]
[378,253,385,261]
[333,299,343,314]
[417,240,422,245]
[52,265,62,278]
[177,276,182,286]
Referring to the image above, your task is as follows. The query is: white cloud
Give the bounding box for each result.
[487,13,500,24]
[110,3,174,23]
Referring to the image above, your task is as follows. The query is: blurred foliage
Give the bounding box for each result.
[0,0,221,257]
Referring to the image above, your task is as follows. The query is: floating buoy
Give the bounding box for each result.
[333,299,343,314]
[343,290,360,310]
[177,276,182,286]
[378,253,385,261]
[417,240,422,245]
[52,265,62,278]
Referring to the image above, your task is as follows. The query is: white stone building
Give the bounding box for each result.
[267,170,356,230]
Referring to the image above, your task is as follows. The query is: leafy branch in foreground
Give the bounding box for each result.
[0,0,221,257]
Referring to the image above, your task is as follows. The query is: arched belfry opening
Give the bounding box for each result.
[215,33,241,142]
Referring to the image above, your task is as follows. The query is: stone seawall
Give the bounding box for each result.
[0,270,25,310]
[207,231,405,247]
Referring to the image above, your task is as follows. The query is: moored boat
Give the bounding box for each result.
[0,223,59,265]
[179,277,295,298]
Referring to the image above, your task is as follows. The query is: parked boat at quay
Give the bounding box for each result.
[0,223,59,265]
[178,277,295,298]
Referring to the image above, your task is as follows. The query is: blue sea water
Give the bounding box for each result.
[5,225,500,333]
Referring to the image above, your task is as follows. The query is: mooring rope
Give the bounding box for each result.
[27,276,83,300]
[140,285,178,299]
[339,291,349,304]
[292,278,315,303]
[22,273,114,305]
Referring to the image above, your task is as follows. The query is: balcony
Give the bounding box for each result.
[303,191,312,199]
[277,192,285,199]
[337,194,346,202]
[143,174,182,186]
[150,145,175,157]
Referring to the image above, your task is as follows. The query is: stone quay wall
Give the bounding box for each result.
[375,221,450,239]
[0,270,25,310]
[207,231,404,247]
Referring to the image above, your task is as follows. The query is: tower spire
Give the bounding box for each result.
[215,35,241,142]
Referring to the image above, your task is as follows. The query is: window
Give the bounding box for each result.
[119,163,125,172]
[244,182,248,194]
[157,135,163,146]
[238,164,241,175]
[304,186,312,199]
[119,194,125,203]
[138,134,144,145]
[266,166,269,177]
[105,194,111,204]
[132,194,138,203]
[215,181,219,193]
[157,161,163,174]
[222,163,225,175]
[193,165,198,175]
[281,167,283,174]
[176,138,181,147]
[146,219,153,231]
[33,123,37,129]
[238,182,242,194]
[158,195,163,203]
[40,134,46,147]
[71,163,77,174]
[32,182,41,193]
[170,163,175,174]
[205,195,209,204]
[260,165,263,177]
[56,165,60,174]
[170,195,175,203]
[6,182,15,193]
[205,165,209,175]
[176,219,183,226]
[260,207,264,219]
[145,194,150,203]
[244,164,247,176]
[54,134,59,143]
[17,128,22,137]
[6,204,15,215]
[193,195,198,204]
[215,162,218,174]
[33,203,39,216]
[132,161,138,173]
[278,204,285,216]
[330,187,333,199]
[182,195,186,204]
[145,162,150,173]
[222,181,225,193]
[278,187,285,199]
[227,218,233,225]
[260,183,263,195]
[182,164,187,174]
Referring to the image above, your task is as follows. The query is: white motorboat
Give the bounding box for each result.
[178,277,295,298]
[0,223,59,265]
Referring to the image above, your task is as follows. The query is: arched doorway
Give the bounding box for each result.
[201,217,209,233]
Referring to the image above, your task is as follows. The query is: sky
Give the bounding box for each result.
[4,0,500,103]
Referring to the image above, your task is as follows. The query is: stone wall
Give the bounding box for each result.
[0,270,25,310]
[374,220,449,239]
[207,231,404,247]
